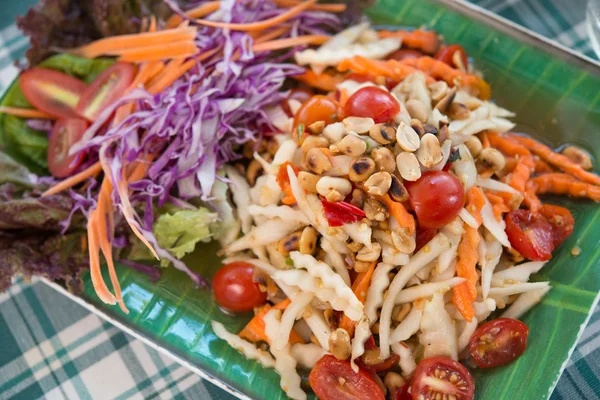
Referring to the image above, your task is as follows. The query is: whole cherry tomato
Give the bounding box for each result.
[344,86,400,123]
[213,262,267,313]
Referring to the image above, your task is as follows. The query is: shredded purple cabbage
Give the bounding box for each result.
[119,259,161,283]
[64,0,341,285]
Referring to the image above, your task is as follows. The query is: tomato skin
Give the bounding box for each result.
[538,204,575,248]
[344,86,400,123]
[505,209,554,261]
[435,45,469,68]
[405,171,465,229]
[76,63,134,121]
[47,118,88,178]
[469,318,529,369]
[19,68,86,119]
[388,49,423,61]
[415,227,438,253]
[281,88,314,117]
[213,262,267,313]
[309,355,385,400]
[411,357,475,400]
[395,384,411,400]
[355,353,400,373]
[293,95,338,141]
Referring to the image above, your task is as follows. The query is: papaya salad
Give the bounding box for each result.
[1,0,599,399]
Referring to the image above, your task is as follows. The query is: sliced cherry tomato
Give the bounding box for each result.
[405,171,465,229]
[356,353,400,373]
[469,318,529,368]
[281,88,314,117]
[19,68,86,119]
[387,49,423,61]
[76,63,134,121]
[538,204,575,248]
[321,198,366,227]
[293,95,338,142]
[213,262,267,313]
[415,227,438,253]
[47,118,88,178]
[309,355,385,400]
[505,209,554,261]
[435,45,469,69]
[344,86,400,123]
[395,384,411,400]
[411,357,474,400]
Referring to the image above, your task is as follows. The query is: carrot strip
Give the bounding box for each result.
[503,156,518,174]
[0,106,56,120]
[452,225,480,321]
[524,183,542,214]
[196,0,317,31]
[530,173,600,201]
[117,42,198,63]
[274,0,347,12]
[487,132,534,193]
[486,192,510,221]
[254,25,292,44]
[378,29,439,54]
[509,135,600,186]
[401,56,491,99]
[252,35,330,52]
[340,261,376,336]
[87,215,118,305]
[166,1,221,28]
[382,193,416,235]
[533,156,554,174]
[277,162,300,205]
[338,56,424,83]
[73,27,198,58]
[148,16,157,33]
[42,162,103,197]
[239,300,303,344]
[293,69,342,92]
[130,60,165,90]
[466,186,485,227]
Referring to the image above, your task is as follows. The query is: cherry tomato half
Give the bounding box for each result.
[435,45,469,69]
[19,68,87,119]
[47,118,88,178]
[395,384,411,400]
[281,88,314,117]
[387,49,424,61]
[355,353,400,373]
[469,318,529,368]
[213,262,267,313]
[538,204,575,248]
[505,209,554,261]
[415,227,438,253]
[76,63,134,121]
[294,95,338,141]
[344,86,400,123]
[411,357,475,400]
[309,355,385,400]
[405,171,465,229]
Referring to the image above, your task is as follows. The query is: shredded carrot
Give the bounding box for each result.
[148,16,157,33]
[277,162,300,205]
[487,132,534,193]
[253,25,292,44]
[503,156,518,174]
[466,186,485,226]
[401,56,491,99]
[486,192,510,221]
[87,215,118,306]
[378,29,439,54]
[42,162,103,197]
[530,173,600,201]
[509,135,600,186]
[0,106,56,120]
[239,300,303,344]
[533,156,554,174]
[117,42,198,63]
[382,193,416,235]
[274,0,347,12]
[130,60,165,90]
[166,1,221,28]
[293,69,342,92]
[338,56,424,83]
[452,225,480,321]
[524,183,542,214]
[196,0,318,31]
[73,27,198,59]
[252,34,330,52]
[340,261,376,336]
[338,88,349,113]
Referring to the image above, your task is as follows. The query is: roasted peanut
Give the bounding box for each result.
[384,372,406,395]
[354,260,372,273]
[389,175,409,203]
[357,243,382,262]
[365,171,392,196]
[406,99,428,123]
[337,135,367,157]
[348,241,364,252]
[396,152,422,182]
[362,349,384,366]
[301,135,329,156]
[246,159,263,186]
[448,102,471,120]
[322,122,345,143]
[428,80,449,102]
[391,227,416,254]
[349,157,376,182]
[562,145,593,170]
[423,124,438,136]
[478,148,506,172]
[299,227,318,255]
[416,133,443,168]
[324,308,339,329]
[316,176,352,202]
[329,328,351,361]
[277,231,301,256]
[363,197,389,222]
[434,86,457,113]
[369,123,396,145]
[465,135,483,158]
[396,121,420,152]
[350,188,366,208]
[306,147,332,174]
[298,171,319,193]
[343,116,375,134]
[410,118,425,137]
[371,147,396,174]
[307,120,326,135]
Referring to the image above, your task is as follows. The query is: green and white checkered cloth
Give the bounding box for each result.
[0,0,599,399]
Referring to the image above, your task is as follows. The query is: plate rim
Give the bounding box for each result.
[21,1,600,400]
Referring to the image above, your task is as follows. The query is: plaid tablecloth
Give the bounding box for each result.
[1,1,599,399]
